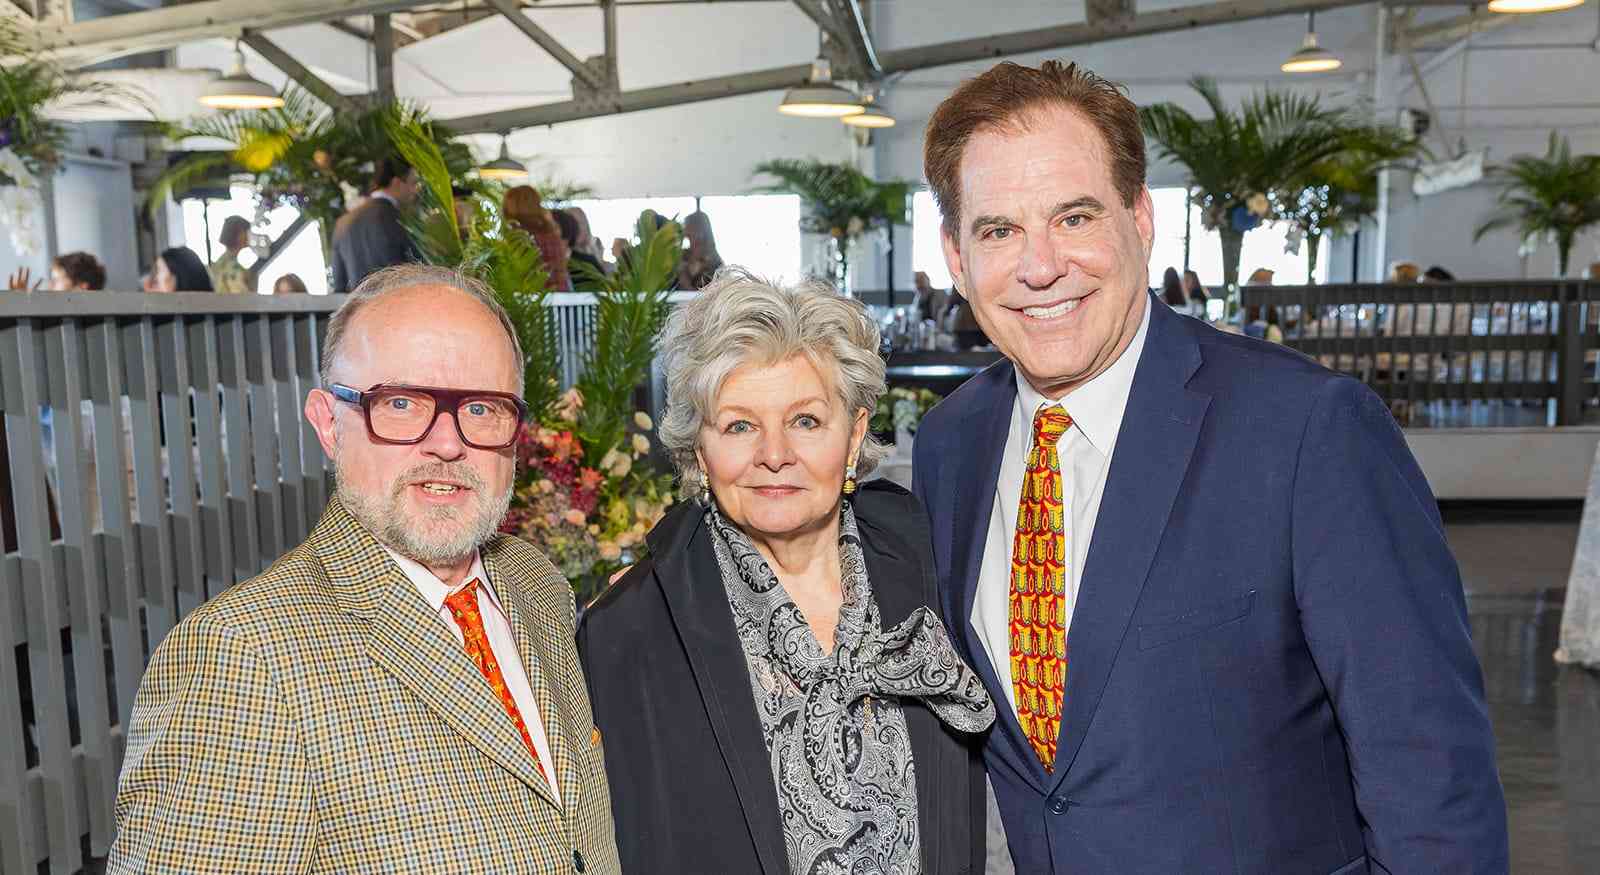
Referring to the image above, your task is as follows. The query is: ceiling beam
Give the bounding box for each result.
[790,0,873,79]
[239,30,363,115]
[481,0,609,93]
[446,0,1369,133]
[27,0,428,68]
[1398,7,1516,50]
[832,0,880,77]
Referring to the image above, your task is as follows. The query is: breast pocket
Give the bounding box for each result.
[1137,591,1256,651]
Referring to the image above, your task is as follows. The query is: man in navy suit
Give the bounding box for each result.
[911,60,1507,874]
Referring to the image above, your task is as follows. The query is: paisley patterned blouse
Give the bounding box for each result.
[708,502,994,875]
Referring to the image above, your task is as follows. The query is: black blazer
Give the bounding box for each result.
[578,481,987,875]
[330,198,416,294]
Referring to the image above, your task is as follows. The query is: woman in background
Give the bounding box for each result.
[554,209,604,290]
[1160,266,1188,312]
[272,274,308,294]
[210,216,253,294]
[676,210,724,290]
[1182,269,1210,317]
[144,247,213,293]
[503,185,572,291]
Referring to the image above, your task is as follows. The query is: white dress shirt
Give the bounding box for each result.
[971,300,1151,713]
[384,547,562,806]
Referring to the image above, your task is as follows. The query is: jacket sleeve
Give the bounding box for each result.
[331,244,349,295]
[1291,378,1508,873]
[107,614,314,874]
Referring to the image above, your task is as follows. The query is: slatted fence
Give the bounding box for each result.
[1239,281,1598,427]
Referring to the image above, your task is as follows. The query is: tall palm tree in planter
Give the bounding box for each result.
[751,158,910,294]
[1474,132,1600,278]
[1280,125,1423,281]
[1140,78,1356,301]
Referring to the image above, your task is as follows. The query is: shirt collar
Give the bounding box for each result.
[383,546,501,614]
[1014,294,1152,456]
[371,190,398,206]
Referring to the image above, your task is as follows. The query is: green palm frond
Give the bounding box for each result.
[1,20,149,174]
[1474,132,1600,275]
[573,215,681,460]
[751,158,910,236]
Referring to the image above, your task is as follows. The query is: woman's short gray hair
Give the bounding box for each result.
[657,267,887,496]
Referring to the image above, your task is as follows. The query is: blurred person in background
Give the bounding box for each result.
[211,216,253,294]
[1182,269,1210,316]
[1423,265,1456,283]
[503,185,571,292]
[554,210,603,290]
[914,270,950,324]
[144,247,214,293]
[331,157,421,294]
[1388,261,1421,284]
[7,251,107,291]
[567,206,610,274]
[675,210,724,291]
[1159,266,1189,312]
[273,273,309,295]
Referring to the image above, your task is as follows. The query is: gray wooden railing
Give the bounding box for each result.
[0,288,685,874]
[1240,281,1599,427]
[0,292,340,874]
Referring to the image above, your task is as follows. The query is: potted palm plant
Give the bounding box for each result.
[751,158,910,294]
[1,20,141,255]
[1140,77,1358,299]
[1280,125,1423,281]
[1474,132,1600,278]
[151,90,473,262]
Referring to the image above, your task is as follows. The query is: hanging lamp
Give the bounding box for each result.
[1281,11,1343,74]
[478,134,528,180]
[199,41,285,109]
[779,57,864,118]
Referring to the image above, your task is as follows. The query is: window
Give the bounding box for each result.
[179,183,329,293]
[910,186,1328,295]
[567,194,802,284]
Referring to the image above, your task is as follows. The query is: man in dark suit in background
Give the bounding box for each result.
[912,60,1508,873]
[331,157,420,294]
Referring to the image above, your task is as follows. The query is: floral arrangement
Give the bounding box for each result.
[0,148,44,256]
[501,394,676,601]
[870,387,943,439]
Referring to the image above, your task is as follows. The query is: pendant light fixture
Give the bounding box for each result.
[841,91,895,128]
[779,57,864,118]
[1487,0,1585,13]
[199,41,285,110]
[1281,11,1343,74]
[477,134,527,181]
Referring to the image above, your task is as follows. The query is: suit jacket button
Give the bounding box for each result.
[1049,797,1070,815]
[573,849,586,872]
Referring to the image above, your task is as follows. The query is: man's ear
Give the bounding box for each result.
[941,224,968,299]
[304,388,341,461]
[1134,186,1156,261]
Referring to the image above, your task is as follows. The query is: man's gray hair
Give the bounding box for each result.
[321,264,525,394]
[656,267,887,497]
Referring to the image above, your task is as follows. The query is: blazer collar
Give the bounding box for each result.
[312,498,565,810]
[648,503,789,875]
[1050,295,1210,786]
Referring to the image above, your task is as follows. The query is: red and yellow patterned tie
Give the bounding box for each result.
[444,579,548,783]
[1010,403,1072,772]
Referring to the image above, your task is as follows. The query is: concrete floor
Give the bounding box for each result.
[1445,503,1598,875]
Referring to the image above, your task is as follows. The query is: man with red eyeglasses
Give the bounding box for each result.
[110,265,621,874]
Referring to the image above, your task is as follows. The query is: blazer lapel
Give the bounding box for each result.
[649,508,788,875]
[484,545,585,818]
[1051,299,1210,784]
[940,364,1050,790]
[315,500,560,809]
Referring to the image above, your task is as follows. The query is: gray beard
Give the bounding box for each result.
[336,459,513,569]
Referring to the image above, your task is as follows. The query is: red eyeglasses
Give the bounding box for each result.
[328,383,528,450]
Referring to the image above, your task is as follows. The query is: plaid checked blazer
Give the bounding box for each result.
[108,498,622,874]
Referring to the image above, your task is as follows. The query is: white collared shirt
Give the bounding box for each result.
[384,547,562,806]
[370,190,398,207]
[971,299,1151,713]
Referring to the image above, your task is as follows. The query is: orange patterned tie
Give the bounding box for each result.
[444,579,548,783]
[1010,403,1072,772]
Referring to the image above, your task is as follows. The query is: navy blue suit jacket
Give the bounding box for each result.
[911,296,1508,874]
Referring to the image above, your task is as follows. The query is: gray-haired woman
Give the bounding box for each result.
[578,268,994,875]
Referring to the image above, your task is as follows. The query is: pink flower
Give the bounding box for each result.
[563,509,587,526]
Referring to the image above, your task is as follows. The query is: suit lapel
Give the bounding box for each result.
[649,508,788,875]
[1051,300,1210,784]
[940,364,1050,790]
[484,544,584,818]
[315,500,560,810]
